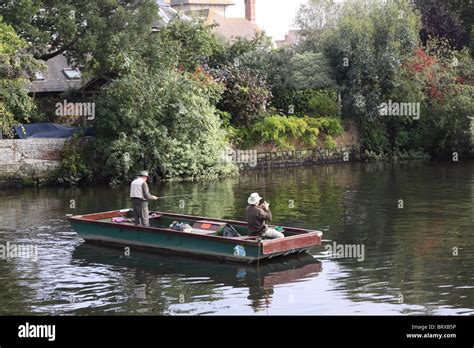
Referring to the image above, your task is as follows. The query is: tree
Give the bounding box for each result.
[0,16,40,138]
[418,2,470,51]
[0,0,159,75]
[298,0,421,153]
[208,31,273,69]
[89,60,236,183]
[295,0,342,52]
[390,41,474,156]
[213,62,271,127]
[153,18,224,72]
[415,0,473,53]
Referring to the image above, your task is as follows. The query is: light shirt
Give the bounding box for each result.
[130,177,154,200]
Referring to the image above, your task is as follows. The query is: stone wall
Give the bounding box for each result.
[233,123,360,170]
[233,145,359,170]
[0,124,361,187]
[0,139,65,187]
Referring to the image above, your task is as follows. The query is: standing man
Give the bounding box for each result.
[246,193,284,239]
[130,171,158,227]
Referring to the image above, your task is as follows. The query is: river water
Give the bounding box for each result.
[0,161,473,315]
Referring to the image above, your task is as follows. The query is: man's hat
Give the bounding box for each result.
[248,192,262,205]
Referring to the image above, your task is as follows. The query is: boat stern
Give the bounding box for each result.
[261,231,322,256]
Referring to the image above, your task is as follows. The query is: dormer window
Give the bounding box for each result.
[34,71,45,80]
[63,68,81,80]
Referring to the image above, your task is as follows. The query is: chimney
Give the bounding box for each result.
[244,0,256,23]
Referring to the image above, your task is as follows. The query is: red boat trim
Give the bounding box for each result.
[69,210,322,251]
[262,233,321,255]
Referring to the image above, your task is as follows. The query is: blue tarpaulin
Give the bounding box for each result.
[13,123,93,139]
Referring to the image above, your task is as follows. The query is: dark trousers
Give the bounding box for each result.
[131,199,149,226]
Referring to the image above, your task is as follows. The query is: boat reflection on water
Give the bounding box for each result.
[72,243,322,313]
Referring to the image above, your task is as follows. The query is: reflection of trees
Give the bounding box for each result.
[325,161,474,313]
[0,187,65,314]
[231,165,353,230]
[154,179,238,219]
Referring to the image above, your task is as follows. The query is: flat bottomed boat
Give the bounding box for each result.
[69,210,323,263]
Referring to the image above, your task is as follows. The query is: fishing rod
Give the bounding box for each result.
[155,194,193,200]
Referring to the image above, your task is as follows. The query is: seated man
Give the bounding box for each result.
[246,193,284,239]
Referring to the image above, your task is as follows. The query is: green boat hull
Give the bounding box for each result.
[69,210,322,264]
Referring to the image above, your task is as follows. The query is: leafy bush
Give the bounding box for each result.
[249,115,343,149]
[306,117,344,137]
[308,91,339,117]
[272,89,338,118]
[324,135,337,149]
[155,18,224,72]
[57,135,92,186]
[252,115,313,148]
[213,63,271,126]
[0,17,41,138]
[90,62,237,183]
[390,41,474,156]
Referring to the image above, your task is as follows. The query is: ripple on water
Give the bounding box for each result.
[1,162,474,315]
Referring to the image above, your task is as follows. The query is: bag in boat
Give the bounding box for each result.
[222,224,241,238]
[169,221,193,233]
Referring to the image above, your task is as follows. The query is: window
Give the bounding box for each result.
[63,68,81,79]
[35,71,45,80]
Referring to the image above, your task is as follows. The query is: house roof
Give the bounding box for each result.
[275,30,300,48]
[153,0,189,29]
[170,0,235,5]
[28,54,82,94]
[205,9,260,40]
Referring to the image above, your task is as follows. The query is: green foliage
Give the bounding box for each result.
[236,47,336,95]
[216,109,243,144]
[20,177,35,187]
[296,0,343,52]
[324,135,337,149]
[213,63,271,126]
[287,51,335,90]
[307,90,339,117]
[252,115,312,148]
[471,26,474,57]
[272,89,338,118]
[297,0,423,154]
[390,41,474,156]
[307,116,344,137]
[0,79,37,137]
[154,18,224,72]
[415,0,473,51]
[296,0,474,158]
[0,0,159,75]
[249,115,343,149]
[0,15,25,55]
[208,31,273,69]
[57,135,92,186]
[90,62,237,183]
[0,17,40,138]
